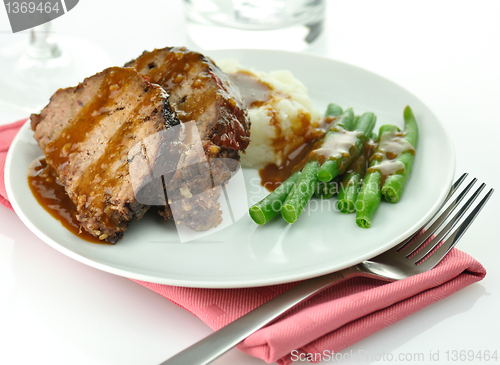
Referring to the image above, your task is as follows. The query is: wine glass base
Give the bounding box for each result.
[0,36,112,114]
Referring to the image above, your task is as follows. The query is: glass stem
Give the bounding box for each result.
[26,22,61,59]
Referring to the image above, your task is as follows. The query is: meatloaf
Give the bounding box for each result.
[125,46,250,157]
[125,47,251,230]
[30,67,178,242]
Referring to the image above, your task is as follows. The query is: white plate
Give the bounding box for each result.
[5,49,455,288]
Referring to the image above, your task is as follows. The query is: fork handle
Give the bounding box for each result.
[159,266,361,365]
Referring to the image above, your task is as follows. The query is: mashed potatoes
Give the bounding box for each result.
[218,59,321,169]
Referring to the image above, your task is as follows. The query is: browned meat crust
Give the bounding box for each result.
[30,67,178,242]
[126,47,251,230]
[125,46,250,156]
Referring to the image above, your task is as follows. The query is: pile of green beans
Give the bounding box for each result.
[248,104,418,228]
[356,106,418,228]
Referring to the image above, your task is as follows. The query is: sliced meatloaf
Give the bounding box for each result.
[125,47,251,230]
[125,46,251,157]
[30,67,178,242]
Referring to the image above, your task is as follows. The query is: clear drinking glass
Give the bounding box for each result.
[184,0,325,51]
[0,22,111,113]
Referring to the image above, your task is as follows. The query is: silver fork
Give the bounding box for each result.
[160,173,493,365]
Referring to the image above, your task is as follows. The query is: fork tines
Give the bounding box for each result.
[396,173,493,269]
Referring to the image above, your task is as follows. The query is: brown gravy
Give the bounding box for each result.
[43,67,163,230]
[342,139,375,177]
[368,129,416,185]
[309,126,363,166]
[259,142,315,191]
[228,69,331,191]
[27,157,106,244]
[258,117,334,191]
[229,71,271,108]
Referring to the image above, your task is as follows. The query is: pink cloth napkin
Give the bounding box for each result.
[1,120,487,364]
[0,119,26,210]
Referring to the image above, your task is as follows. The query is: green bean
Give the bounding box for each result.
[355,107,419,227]
[315,180,338,199]
[403,105,418,147]
[381,106,419,203]
[281,160,320,223]
[317,159,341,183]
[334,107,356,131]
[249,171,301,225]
[337,175,361,213]
[317,111,376,182]
[355,112,377,136]
[325,103,343,117]
[378,124,399,136]
[353,115,361,125]
[337,141,371,213]
[355,168,382,228]
[354,125,399,227]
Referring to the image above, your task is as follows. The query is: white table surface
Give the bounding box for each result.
[1,1,498,364]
